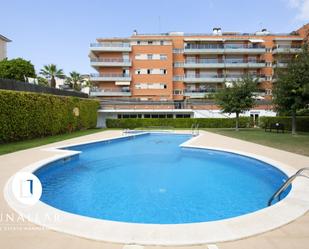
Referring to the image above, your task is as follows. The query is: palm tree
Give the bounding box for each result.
[40,64,65,88]
[65,71,85,91]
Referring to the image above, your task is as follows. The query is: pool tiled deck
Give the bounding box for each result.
[1,130,309,249]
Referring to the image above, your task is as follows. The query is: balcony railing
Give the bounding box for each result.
[183,59,265,68]
[90,73,131,81]
[184,44,266,54]
[180,74,266,83]
[272,45,302,54]
[90,42,131,52]
[184,89,217,98]
[90,43,131,47]
[90,58,132,67]
[90,58,130,62]
[90,88,131,97]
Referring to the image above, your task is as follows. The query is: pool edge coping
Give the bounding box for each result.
[3,131,309,246]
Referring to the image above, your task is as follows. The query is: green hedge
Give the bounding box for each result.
[106,117,250,129]
[0,90,100,142]
[260,116,309,132]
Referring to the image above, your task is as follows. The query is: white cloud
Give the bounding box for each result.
[288,0,309,20]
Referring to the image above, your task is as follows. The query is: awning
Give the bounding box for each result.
[115,81,130,86]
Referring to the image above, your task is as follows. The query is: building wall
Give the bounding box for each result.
[89,24,309,104]
[0,39,7,60]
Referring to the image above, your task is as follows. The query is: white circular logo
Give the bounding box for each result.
[11,172,42,205]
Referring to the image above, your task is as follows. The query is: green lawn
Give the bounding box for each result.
[206,128,309,157]
[0,128,105,156]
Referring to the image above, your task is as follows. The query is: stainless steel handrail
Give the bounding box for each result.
[268,167,309,206]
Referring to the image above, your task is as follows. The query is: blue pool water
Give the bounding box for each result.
[35,133,289,224]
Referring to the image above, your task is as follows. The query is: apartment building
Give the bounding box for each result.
[0,34,11,60]
[89,24,309,126]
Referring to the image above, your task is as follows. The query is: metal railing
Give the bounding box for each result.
[90,73,130,78]
[90,43,130,47]
[91,88,130,93]
[185,44,265,49]
[0,78,88,98]
[90,58,131,63]
[268,167,309,206]
[184,59,265,64]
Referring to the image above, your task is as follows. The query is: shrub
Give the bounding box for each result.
[106,117,251,129]
[0,90,100,143]
[260,116,309,132]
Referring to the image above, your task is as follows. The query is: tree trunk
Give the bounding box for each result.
[291,110,297,135]
[235,112,239,131]
[50,77,56,88]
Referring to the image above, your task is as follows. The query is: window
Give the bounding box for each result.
[160,54,167,60]
[173,89,183,95]
[144,114,151,118]
[135,69,141,75]
[266,89,272,95]
[137,41,141,45]
[148,41,153,45]
[160,40,164,45]
[135,83,167,90]
[166,114,173,118]
[147,54,153,60]
[160,69,167,75]
[147,69,151,74]
[266,62,272,67]
[266,48,272,53]
[151,114,159,118]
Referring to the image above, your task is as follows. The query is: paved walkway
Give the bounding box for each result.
[1,130,309,249]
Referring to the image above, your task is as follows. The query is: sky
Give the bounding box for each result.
[1,0,309,75]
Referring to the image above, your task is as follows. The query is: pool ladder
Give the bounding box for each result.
[268,167,309,206]
[191,123,199,136]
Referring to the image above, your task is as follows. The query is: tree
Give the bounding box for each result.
[65,71,85,91]
[272,45,309,135]
[40,64,65,88]
[216,76,257,131]
[37,76,49,87]
[0,58,36,82]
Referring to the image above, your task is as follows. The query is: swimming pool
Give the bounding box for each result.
[34,133,289,224]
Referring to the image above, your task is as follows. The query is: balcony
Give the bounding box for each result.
[179,74,266,83]
[184,44,266,54]
[225,74,266,82]
[182,59,266,68]
[184,74,226,83]
[90,58,132,67]
[273,61,289,68]
[184,59,225,68]
[224,45,266,54]
[90,43,131,52]
[184,89,217,98]
[90,88,131,97]
[90,73,131,81]
[272,45,302,54]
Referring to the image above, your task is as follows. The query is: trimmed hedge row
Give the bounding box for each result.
[106,117,251,129]
[260,116,309,132]
[0,90,100,143]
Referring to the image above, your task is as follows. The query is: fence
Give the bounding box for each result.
[0,78,88,98]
